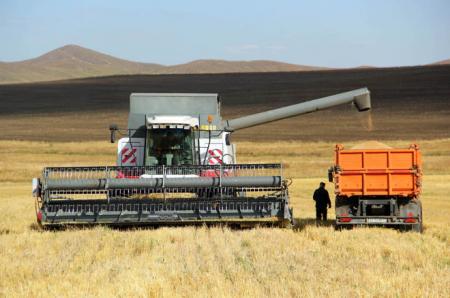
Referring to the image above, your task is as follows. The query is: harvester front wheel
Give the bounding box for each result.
[281,220,293,229]
[34,196,44,230]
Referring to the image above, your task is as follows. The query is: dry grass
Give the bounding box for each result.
[0,139,449,297]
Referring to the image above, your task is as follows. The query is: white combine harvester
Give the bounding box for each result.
[33,89,371,227]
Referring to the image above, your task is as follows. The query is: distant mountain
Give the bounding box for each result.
[155,59,325,74]
[431,58,450,65]
[355,65,375,69]
[0,45,163,84]
[0,45,326,84]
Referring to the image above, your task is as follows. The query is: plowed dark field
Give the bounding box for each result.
[0,65,449,141]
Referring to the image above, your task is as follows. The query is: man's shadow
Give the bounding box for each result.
[293,217,335,231]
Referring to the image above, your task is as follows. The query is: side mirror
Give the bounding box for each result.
[328,167,334,183]
[109,124,118,143]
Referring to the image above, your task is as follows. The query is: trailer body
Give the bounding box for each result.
[330,144,423,231]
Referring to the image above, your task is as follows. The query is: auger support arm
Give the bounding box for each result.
[224,88,371,131]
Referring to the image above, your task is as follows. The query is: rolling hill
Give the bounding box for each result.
[155,59,325,74]
[0,45,325,84]
[432,58,450,65]
[0,45,164,84]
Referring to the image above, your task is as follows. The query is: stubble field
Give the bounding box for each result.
[0,65,449,296]
[0,139,449,297]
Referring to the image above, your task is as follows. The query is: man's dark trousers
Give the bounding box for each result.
[316,207,327,221]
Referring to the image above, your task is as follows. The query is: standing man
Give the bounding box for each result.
[313,182,331,221]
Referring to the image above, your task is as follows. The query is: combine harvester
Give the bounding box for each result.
[329,144,423,232]
[33,88,371,227]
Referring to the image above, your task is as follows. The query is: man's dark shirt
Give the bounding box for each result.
[313,187,331,209]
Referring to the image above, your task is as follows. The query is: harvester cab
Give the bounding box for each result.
[34,88,371,228]
[111,93,234,168]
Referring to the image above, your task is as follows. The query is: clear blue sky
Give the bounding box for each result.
[1,0,449,67]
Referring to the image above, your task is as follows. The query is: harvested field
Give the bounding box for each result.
[0,65,449,142]
[0,66,449,296]
[0,139,449,297]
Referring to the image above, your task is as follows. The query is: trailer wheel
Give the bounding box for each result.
[335,196,352,229]
[335,224,353,231]
[400,199,423,233]
[411,200,423,233]
[335,196,352,216]
[410,223,423,233]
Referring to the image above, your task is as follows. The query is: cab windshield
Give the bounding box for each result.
[145,129,194,166]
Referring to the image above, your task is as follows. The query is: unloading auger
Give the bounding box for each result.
[33,88,371,227]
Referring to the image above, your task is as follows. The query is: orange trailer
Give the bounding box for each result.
[329,144,423,232]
